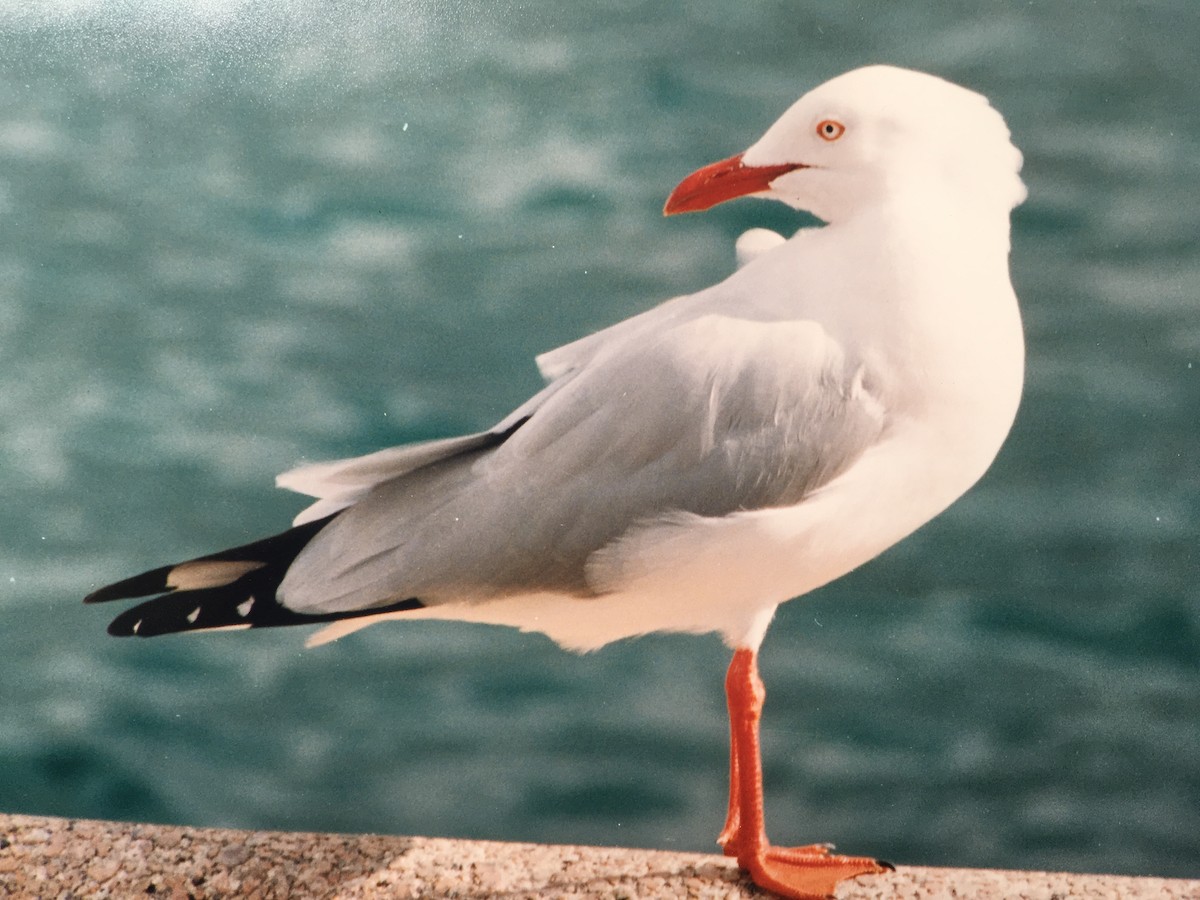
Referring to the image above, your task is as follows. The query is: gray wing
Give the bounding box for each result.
[279,313,886,615]
[278,427,526,525]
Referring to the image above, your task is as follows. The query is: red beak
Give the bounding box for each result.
[663,153,807,215]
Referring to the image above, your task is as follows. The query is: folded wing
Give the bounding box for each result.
[88,306,886,641]
[279,312,886,617]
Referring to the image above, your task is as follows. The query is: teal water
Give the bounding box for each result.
[2,0,1197,878]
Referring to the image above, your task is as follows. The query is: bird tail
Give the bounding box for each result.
[84,515,423,638]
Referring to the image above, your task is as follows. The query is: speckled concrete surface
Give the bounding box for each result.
[1,813,1196,899]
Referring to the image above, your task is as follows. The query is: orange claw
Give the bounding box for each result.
[720,648,892,899]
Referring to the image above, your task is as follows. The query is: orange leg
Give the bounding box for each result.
[719,647,891,899]
[717,716,741,848]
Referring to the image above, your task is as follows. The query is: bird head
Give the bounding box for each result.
[664,65,1025,225]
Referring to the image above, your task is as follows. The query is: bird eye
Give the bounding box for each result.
[816,119,845,141]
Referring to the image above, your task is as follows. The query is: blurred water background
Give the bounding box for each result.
[1,0,1197,879]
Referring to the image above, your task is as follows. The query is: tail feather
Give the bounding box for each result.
[85,515,424,638]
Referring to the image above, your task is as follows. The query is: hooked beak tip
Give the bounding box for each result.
[663,154,807,216]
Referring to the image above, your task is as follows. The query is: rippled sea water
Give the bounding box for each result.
[1,0,1197,878]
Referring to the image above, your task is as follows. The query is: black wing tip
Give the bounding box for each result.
[86,516,338,607]
[104,593,197,637]
[105,610,146,637]
[88,515,426,639]
[85,566,175,605]
[103,588,427,638]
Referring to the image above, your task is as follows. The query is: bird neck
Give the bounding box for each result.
[882,176,1018,257]
[824,198,1024,422]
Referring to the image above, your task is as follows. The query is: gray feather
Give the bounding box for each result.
[279,313,884,616]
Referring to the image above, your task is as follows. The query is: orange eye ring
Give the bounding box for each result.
[816,119,845,141]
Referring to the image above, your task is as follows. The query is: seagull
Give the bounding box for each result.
[86,65,1026,899]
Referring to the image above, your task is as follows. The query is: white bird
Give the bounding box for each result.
[86,65,1025,899]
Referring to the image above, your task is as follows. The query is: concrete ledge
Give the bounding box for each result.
[2,813,1196,899]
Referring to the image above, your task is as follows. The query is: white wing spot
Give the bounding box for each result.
[237,597,255,618]
[132,619,143,635]
[167,559,265,591]
[186,607,201,624]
